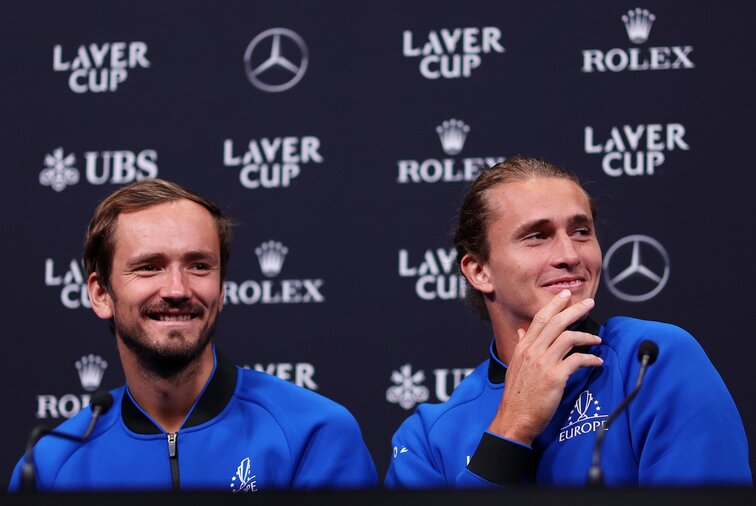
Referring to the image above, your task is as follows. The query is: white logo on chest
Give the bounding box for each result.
[230,457,258,493]
[559,390,608,442]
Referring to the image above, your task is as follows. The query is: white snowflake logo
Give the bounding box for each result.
[386,363,429,410]
[39,147,79,192]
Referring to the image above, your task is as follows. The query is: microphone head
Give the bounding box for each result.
[90,391,114,414]
[637,340,659,365]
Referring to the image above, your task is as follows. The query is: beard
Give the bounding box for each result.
[114,300,218,380]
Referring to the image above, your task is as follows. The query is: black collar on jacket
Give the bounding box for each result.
[488,317,601,384]
[122,351,238,434]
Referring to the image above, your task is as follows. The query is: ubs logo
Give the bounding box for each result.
[244,28,308,92]
[603,234,670,302]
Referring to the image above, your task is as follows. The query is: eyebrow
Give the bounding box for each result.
[126,250,218,267]
[513,214,593,237]
[183,250,219,263]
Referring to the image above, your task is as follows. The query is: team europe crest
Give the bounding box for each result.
[559,390,608,442]
[230,457,258,492]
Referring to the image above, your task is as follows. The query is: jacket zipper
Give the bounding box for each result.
[167,432,180,491]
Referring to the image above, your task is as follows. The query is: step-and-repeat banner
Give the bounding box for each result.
[1,0,754,481]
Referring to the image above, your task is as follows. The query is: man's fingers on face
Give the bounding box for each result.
[526,297,595,351]
[559,352,604,377]
[522,290,573,343]
[547,298,595,332]
[547,331,601,362]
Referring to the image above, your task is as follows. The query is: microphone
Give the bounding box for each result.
[21,391,114,492]
[587,340,659,487]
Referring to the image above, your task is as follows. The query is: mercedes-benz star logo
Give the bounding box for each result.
[244,28,308,93]
[603,234,670,302]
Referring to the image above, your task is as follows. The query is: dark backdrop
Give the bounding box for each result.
[1,0,753,482]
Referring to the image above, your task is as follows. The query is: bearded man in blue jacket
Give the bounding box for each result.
[386,156,751,487]
[10,179,377,492]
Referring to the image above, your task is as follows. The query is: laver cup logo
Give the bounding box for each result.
[53,42,150,93]
[582,8,694,73]
[222,136,323,189]
[45,258,89,309]
[398,247,466,301]
[584,123,689,176]
[242,362,318,391]
[403,27,505,79]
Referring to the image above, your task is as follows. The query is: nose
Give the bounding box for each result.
[160,267,192,302]
[552,232,581,269]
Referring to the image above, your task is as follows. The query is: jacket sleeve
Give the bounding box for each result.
[464,432,534,486]
[7,456,26,492]
[385,411,532,488]
[385,412,448,488]
[290,407,378,489]
[628,324,752,485]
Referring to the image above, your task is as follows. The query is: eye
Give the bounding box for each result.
[573,227,593,237]
[523,232,547,243]
[132,264,161,276]
[189,262,217,274]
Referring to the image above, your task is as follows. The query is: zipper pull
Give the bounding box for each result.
[167,433,177,458]
[166,433,180,491]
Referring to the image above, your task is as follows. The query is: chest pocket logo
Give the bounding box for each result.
[230,457,258,492]
[559,390,609,442]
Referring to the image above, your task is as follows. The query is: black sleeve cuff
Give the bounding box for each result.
[466,432,535,486]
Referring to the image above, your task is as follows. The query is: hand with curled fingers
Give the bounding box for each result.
[488,289,604,446]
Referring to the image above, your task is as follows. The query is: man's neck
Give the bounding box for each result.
[118,343,215,433]
[488,308,528,366]
[490,325,518,367]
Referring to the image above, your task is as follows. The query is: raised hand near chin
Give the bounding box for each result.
[488,289,604,446]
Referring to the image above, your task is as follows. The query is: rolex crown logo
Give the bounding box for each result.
[621,8,656,44]
[255,240,289,278]
[436,119,470,156]
[75,354,108,392]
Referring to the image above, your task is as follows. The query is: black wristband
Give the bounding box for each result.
[466,432,534,485]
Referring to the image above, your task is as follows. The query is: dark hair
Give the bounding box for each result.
[454,156,596,320]
[83,179,232,289]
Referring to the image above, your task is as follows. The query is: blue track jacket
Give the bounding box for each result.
[10,349,378,491]
[386,317,752,487]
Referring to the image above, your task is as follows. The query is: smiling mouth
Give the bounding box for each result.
[543,278,586,289]
[150,313,196,322]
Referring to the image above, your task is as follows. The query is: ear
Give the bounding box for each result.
[218,280,225,313]
[460,253,494,294]
[87,272,114,320]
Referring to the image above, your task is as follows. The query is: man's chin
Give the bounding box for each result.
[117,327,214,379]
